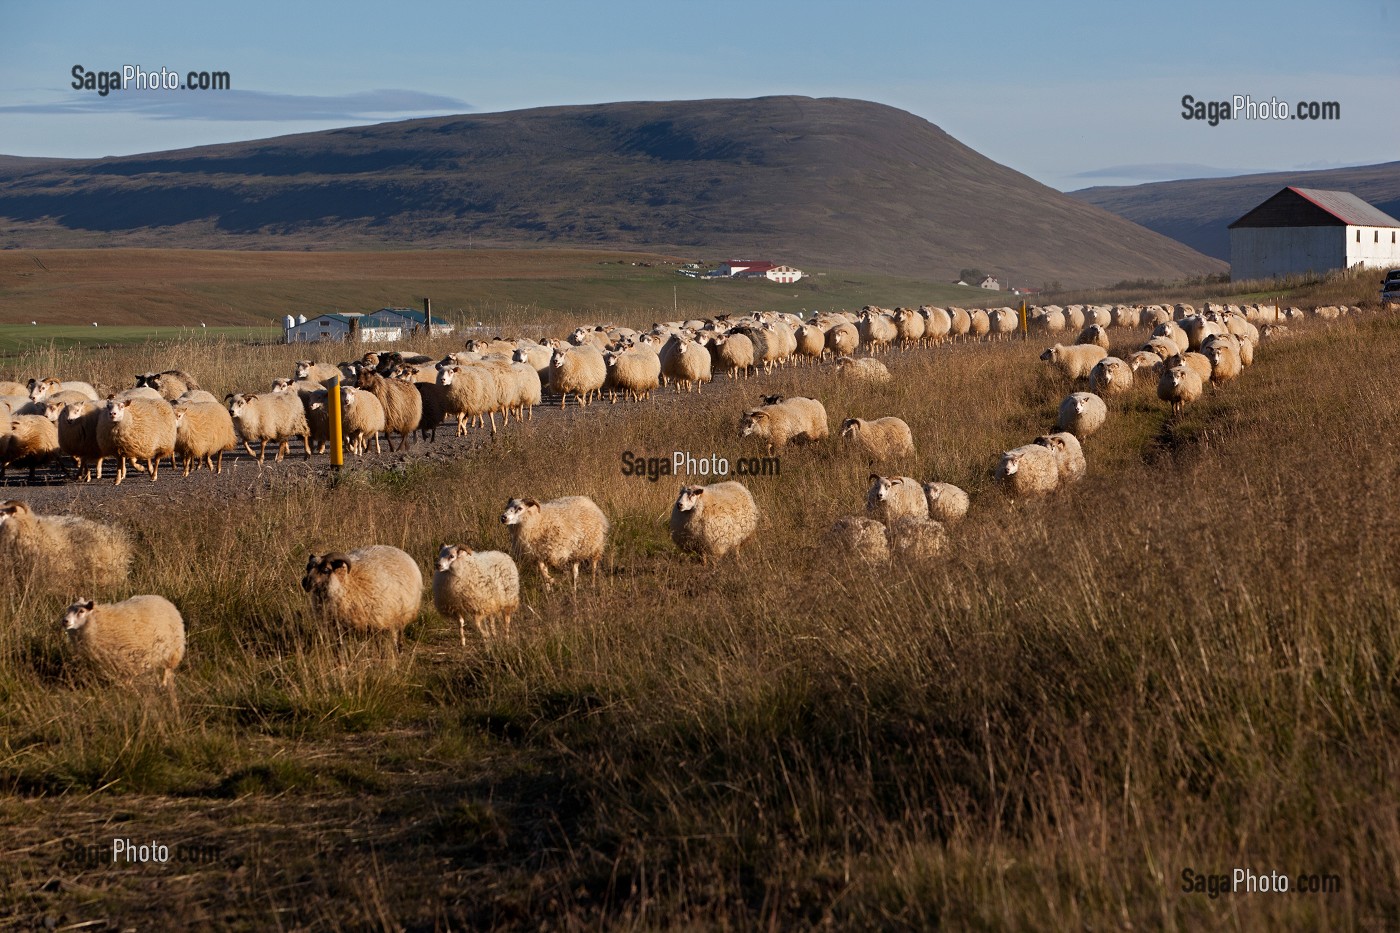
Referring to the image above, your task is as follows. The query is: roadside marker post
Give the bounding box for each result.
[329,375,344,468]
[1020,300,1028,339]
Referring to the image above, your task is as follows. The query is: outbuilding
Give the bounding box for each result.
[1228,186,1400,281]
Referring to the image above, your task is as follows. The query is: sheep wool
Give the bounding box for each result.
[923,482,971,525]
[865,474,930,524]
[994,445,1060,498]
[824,515,890,565]
[301,546,423,648]
[670,482,759,563]
[63,596,185,689]
[1056,392,1108,438]
[888,516,949,563]
[0,499,133,592]
[840,417,915,461]
[432,544,520,646]
[1035,432,1087,484]
[501,495,609,587]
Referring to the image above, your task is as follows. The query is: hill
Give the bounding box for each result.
[0,96,1222,287]
[1071,161,1400,261]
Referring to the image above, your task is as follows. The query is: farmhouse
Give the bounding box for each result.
[764,265,804,284]
[709,259,805,282]
[284,312,404,344]
[979,276,1001,290]
[1229,187,1400,281]
[371,307,454,337]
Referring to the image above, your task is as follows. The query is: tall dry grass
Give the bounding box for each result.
[1,313,1398,928]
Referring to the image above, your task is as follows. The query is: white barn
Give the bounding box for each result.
[1229,187,1400,281]
[284,312,404,344]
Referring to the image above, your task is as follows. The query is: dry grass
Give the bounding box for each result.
[2,310,1399,929]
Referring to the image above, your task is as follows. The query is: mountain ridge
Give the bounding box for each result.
[0,96,1224,286]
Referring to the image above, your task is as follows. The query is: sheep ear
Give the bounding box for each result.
[80,599,94,611]
[523,498,540,509]
[329,557,350,573]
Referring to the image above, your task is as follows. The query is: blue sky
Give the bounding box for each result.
[1,0,1396,190]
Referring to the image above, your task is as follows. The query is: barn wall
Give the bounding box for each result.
[1229,226,1345,280]
[1345,226,1400,269]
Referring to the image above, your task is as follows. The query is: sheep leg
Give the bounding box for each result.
[183,456,193,477]
[114,458,125,485]
[374,432,381,454]
[302,434,311,459]
[215,451,224,475]
[488,411,498,434]
[149,457,159,482]
[571,562,580,591]
[455,414,467,437]
[396,430,409,452]
[501,611,511,639]
[460,616,468,648]
[474,616,492,644]
[243,441,256,458]
[93,457,104,481]
[537,562,554,588]
[257,440,268,464]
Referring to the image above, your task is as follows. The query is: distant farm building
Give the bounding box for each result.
[283,306,452,344]
[1229,187,1400,281]
[709,259,804,282]
[372,307,454,337]
[979,276,1001,290]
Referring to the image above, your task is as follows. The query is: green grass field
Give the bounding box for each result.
[0,325,275,355]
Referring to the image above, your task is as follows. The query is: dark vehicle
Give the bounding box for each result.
[1383,270,1400,308]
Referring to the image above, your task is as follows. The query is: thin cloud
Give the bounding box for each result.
[1070,163,1244,182]
[0,87,473,121]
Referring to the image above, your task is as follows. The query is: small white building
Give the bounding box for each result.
[979,276,1001,290]
[284,312,405,344]
[371,307,455,337]
[764,265,804,284]
[1229,187,1400,281]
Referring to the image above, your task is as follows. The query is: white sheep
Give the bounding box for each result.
[301,546,423,649]
[1034,432,1086,484]
[670,482,759,563]
[1040,344,1108,380]
[994,445,1060,498]
[172,400,237,475]
[839,417,915,461]
[1157,365,1204,414]
[63,596,185,690]
[432,544,520,646]
[888,516,948,563]
[228,392,311,464]
[0,499,133,591]
[603,348,662,402]
[865,474,929,524]
[551,345,609,407]
[824,515,890,564]
[1088,357,1134,397]
[1056,392,1107,438]
[835,356,892,383]
[739,396,828,453]
[923,482,970,525]
[0,415,67,482]
[501,496,609,588]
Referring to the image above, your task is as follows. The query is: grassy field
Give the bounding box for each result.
[0,292,1397,927]
[0,248,1002,333]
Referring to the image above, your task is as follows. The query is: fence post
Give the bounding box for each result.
[329,375,344,468]
[1020,300,1028,340]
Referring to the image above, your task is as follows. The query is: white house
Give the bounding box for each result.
[284,312,404,344]
[1229,187,1400,281]
[979,276,1001,290]
[764,265,804,284]
[371,307,455,337]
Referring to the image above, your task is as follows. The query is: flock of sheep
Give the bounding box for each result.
[0,297,1360,690]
